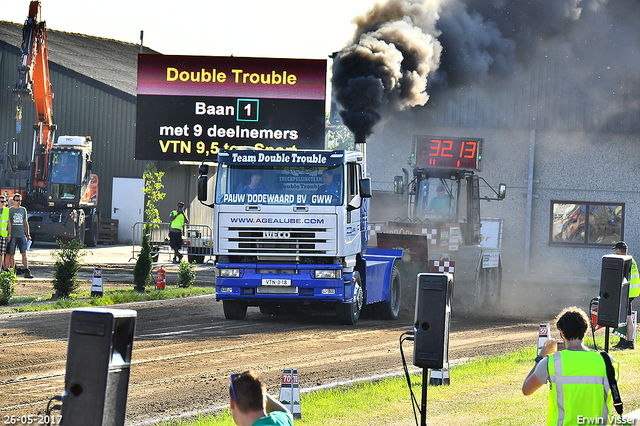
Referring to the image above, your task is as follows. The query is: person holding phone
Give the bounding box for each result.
[168,202,188,263]
[522,307,617,425]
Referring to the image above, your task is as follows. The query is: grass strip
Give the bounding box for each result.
[0,286,216,313]
[157,335,640,426]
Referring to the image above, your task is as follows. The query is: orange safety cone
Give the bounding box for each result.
[156,265,166,289]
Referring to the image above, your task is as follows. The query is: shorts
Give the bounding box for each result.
[8,236,27,255]
[0,237,6,255]
[169,230,183,250]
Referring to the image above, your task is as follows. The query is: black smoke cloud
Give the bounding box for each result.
[332,0,640,136]
[332,0,441,139]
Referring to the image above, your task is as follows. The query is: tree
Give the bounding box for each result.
[52,239,86,298]
[133,229,153,291]
[134,163,165,291]
[142,163,166,228]
[326,110,355,150]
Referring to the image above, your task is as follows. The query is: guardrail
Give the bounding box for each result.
[130,222,214,265]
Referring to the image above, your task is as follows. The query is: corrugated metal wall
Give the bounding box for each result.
[0,46,150,223]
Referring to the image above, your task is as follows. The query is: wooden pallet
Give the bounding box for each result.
[98,218,118,245]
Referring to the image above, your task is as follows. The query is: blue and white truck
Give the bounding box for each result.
[197,148,402,325]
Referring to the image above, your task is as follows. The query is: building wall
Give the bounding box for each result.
[366,122,640,284]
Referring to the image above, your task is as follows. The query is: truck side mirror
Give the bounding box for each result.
[87,160,92,172]
[199,164,209,175]
[498,183,506,200]
[393,176,404,194]
[360,177,372,199]
[197,175,208,202]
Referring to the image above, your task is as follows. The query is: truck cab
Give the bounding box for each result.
[198,148,402,324]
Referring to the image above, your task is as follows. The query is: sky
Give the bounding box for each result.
[3,0,380,59]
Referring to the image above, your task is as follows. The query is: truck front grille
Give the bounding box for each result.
[220,227,335,255]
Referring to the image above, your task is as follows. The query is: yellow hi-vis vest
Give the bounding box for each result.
[630,258,640,299]
[170,211,185,231]
[0,207,8,238]
[547,350,614,426]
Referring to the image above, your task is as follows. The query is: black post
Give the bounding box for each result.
[421,367,428,426]
[605,327,610,353]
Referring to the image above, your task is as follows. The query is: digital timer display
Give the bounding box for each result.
[413,135,482,171]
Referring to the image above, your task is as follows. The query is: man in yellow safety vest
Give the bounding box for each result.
[522,307,617,425]
[169,202,188,263]
[613,241,638,350]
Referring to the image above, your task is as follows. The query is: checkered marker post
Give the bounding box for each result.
[279,368,301,419]
[90,267,103,297]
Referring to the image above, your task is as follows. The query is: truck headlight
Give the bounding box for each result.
[314,270,341,279]
[217,268,241,278]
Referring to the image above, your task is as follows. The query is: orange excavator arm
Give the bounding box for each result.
[13,0,55,191]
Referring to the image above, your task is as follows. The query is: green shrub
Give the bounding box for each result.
[133,226,153,291]
[52,239,86,298]
[0,269,17,305]
[177,259,196,287]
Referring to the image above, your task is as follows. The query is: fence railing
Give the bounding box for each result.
[130,222,214,264]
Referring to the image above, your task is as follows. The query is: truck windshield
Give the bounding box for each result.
[416,177,458,221]
[49,151,81,201]
[216,164,344,206]
[50,151,80,184]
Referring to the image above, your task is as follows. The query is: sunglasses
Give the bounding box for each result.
[230,373,240,400]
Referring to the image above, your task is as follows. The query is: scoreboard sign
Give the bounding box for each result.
[136,55,327,161]
[413,135,483,172]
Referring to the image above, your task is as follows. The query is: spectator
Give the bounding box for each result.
[229,370,293,426]
[522,306,617,425]
[613,241,638,350]
[0,195,9,272]
[7,193,33,278]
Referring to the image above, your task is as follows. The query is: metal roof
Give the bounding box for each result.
[0,21,158,99]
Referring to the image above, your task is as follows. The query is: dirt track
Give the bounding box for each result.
[1,298,542,425]
[0,245,545,425]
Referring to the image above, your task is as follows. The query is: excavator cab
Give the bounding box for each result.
[48,150,81,201]
[46,136,96,208]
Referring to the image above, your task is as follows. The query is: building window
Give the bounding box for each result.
[550,201,624,246]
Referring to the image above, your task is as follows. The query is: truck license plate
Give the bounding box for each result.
[262,278,291,286]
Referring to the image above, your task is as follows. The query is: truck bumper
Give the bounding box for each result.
[28,210,80,241]
[215,263,350,304]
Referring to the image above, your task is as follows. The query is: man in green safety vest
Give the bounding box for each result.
[169,202,188,263]
[613,241,638,350]
[0,195,9,271]
[522,307,617,425]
